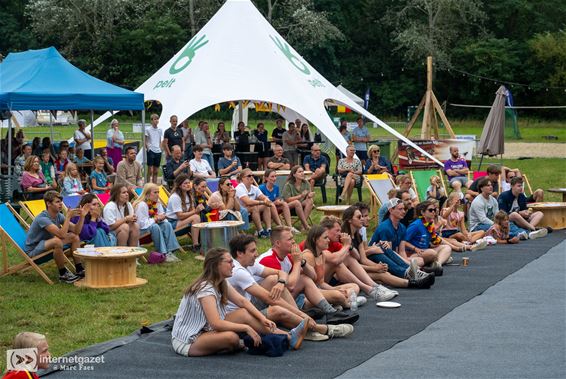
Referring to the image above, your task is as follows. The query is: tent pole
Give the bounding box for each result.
[478,154,484,171]
[90,110,94,160]
[7,117,12,177]
[49,112,54,149]
[141,110,146,183]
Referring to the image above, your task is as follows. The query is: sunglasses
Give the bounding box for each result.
[225,182,233,186]
[244,174,253,178]
[426,208,437,213]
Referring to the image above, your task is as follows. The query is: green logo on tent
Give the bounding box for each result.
[169,34,209,75]
[270,35,310,75]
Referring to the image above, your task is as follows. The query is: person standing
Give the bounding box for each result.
[180,119,194,161]
[145,113,163,184]
[282,122,300,166]
[74,119,92,160]
[106,119,125,171]
[194,121,214,170]
[271,118,286,146]
[163,115,184,161]
[351,117,370,167]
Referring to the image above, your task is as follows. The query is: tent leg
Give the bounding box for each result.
[141,110,146,183]
[49,112,54,148]
[7,117,12,177]
[90,110,95,160]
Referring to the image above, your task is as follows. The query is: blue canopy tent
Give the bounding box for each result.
[0,47,144,200]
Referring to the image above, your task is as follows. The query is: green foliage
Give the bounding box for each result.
[529,31,566,87]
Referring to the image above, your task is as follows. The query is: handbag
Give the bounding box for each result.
[147,251,166,264]
[243,333,289,357]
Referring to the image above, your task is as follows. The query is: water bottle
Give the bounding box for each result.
[349,290,358,311]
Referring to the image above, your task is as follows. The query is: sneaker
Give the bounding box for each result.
[59,270,80,284]
[471,239,488,251]
[258,230,270,239]
[327,324,354,338]
[290,227,301,235]
[529,228,548,240]
[369,285,396,302]
[544,226,554,234]
[446,256,454,264]
[289,318,309,350]
[355,296,367,307]
[165,253,180,263]
[422,265,443,277]
[76,269,85,279]
[518,231,529,240]
[405,258,419,280]
[408,272,435,289]
[304,331,329,341]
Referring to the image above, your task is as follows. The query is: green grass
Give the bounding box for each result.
[0,131,565,371]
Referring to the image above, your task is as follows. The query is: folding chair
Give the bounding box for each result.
[206,178,220,193]
[363,174,394,219]
[312,152,330,204]
[522,174,534,195]
[334,175,363,204]
[19,199,47,225]
[410,169,447,202]
[62,195,81,211]
[96,193,111,206]
[0,203,73,285]
[159,186,170,207]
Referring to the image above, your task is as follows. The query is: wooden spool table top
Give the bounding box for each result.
[528,202,566,229]
[192,220,244,229]
[529,202,566,209]
[73,246,147,259]
[316,205,350,217]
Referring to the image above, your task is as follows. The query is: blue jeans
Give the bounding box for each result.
[239,207,250,231]
[88,228,116,247]
[141,221,180,254]
[471,223,492,232]
[509,222,527,238]
[203,152,215,170]
[368,247,409,278]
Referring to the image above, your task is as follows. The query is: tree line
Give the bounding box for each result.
[1,0,565,118]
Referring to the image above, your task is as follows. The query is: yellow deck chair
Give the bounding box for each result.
[19,199,47,224]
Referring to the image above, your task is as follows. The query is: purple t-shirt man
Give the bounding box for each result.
[444,158,469,181]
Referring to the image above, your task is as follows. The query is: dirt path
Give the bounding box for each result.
[499,142,566,158]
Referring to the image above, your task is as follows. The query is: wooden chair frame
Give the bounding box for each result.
[363,173,395,220]
[410,169,447,202]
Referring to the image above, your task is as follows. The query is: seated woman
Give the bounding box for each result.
[61,163,88,197]
[441,193,486,247]
[102,184,140,247]
[301,225,361,308]
[336,145,362,203]
[405,201,453,275]
[191,177,215,222]
[396,175,419,207]
[207,177,248,229]
[166,174,202,251]
[342,206,434,290]
[72,194,115,247]
[235,168,274,238]
[21,155,57,199]
[171,247,307,357]
[259,169,300,234]
[134,183,181,262]
[281,165,314,231]
[364,144,390,174]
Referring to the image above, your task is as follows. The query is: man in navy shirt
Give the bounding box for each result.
[498,177,548,239]
[303,144,328,189]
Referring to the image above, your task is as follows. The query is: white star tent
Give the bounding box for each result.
[91,0,442,165]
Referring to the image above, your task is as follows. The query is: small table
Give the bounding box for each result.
[316,205,350,218]
[529,202,566,230]
[548,188,566,202]
[73,247,147,289]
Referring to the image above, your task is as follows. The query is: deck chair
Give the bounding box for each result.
[410,169,447,202]
[363,174,395,219]
[19,199,47,225]
[62,195,81,211]
[521,174,534,195]
[159,186,170,207]
[472,171,487,181]
[96,192,111,206]
[0,203,73,285]
[206,178,220,193]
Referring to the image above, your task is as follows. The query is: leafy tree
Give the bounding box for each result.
[529,31,566,87]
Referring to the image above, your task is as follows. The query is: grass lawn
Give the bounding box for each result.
[0,139,565,370]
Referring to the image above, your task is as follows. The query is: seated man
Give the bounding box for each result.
[165,145,190,184]
[23,191,86,283]
[501,167,544,202]
[468,177,499,233]
[465,164,500,203]
[115,146,143,190]
[267,145,291,170]
[444,146,472,197]
[217,143,242,178]
[258,226,353,313]
[498,177,549,239]
[303,144,328,190]
[189,145,216,179]
[227,234,353,341]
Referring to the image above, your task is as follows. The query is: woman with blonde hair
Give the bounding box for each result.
[134,183,181,262]
[171,247,307,356]
[336,145,362,203]
[365,145,389,174]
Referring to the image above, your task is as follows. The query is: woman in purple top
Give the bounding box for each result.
[21,155,57,199]
[71,194,115,247]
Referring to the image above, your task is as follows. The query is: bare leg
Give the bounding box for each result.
[250,208,263,230]
[528,211,544,228]
[261,205,272,229]
[369,271,409,288]
[509,212,535,231]
[280,202,293,226]
[289,200,308,229]
[533,189,544,202]
[188,331,240,356]
[127,222,140,247]
[43,237,66,269]
[303,198,313,221]
[269,203,282,226]
[114,223,130,246]
[434,245,452,265]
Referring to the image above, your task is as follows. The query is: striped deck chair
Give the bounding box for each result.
[159,186,170,207]
[0,203,73,284]
[363,174,395,219]
[410,169,447,202]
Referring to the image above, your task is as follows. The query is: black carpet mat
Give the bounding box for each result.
[42,231,566,379]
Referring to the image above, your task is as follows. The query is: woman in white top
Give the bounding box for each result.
[133,183,181,261]
[166,174,202,249]
[207,177,248,229]
[171,248,305,356]
[103,184,140,246]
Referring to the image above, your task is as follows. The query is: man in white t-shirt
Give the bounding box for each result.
[189,145,216,178]
[235,168,273,238]
[145,113,163,183]
[227,234,353,341]
[74,119,92,160]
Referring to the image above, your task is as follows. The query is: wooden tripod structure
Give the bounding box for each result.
[403,56,456,140]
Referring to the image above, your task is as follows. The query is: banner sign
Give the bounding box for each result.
[398,139,475,169]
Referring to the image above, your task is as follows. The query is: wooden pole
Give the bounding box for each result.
[431,92,456,138]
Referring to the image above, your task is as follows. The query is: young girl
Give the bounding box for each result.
[426,175,446,207]
[487,211,520,244]
[61,163,87,196]
[171,248,307,356]
[90,156,112,194]
[431,199,486,252]
[39,150,56,186]
[441,193,485,244]
[166,174,202,251]
[259,169,300,233]
[134,183,181,262]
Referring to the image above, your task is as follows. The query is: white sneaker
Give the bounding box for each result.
[356,296,367,307]
[528,228,548,240]
[290,227,301,235]
[304,331,330,341]
[370,285,396,302]
[405,258,419,280]
[327,324,354,338]
[471,238,488,251]
[165,253,180,262]
[446,256,454,264]
[518,231,529,240]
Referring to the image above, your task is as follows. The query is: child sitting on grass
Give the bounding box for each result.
[426,175,446,207]
[487,210,520,244]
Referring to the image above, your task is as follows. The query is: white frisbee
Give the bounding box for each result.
[376,301,401,308]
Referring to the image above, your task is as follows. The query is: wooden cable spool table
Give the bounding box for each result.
[528,202,566,230]
[193,220,244,255]
[73,247,147,289]
[548,188,566,202]
[316,205,351,218]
